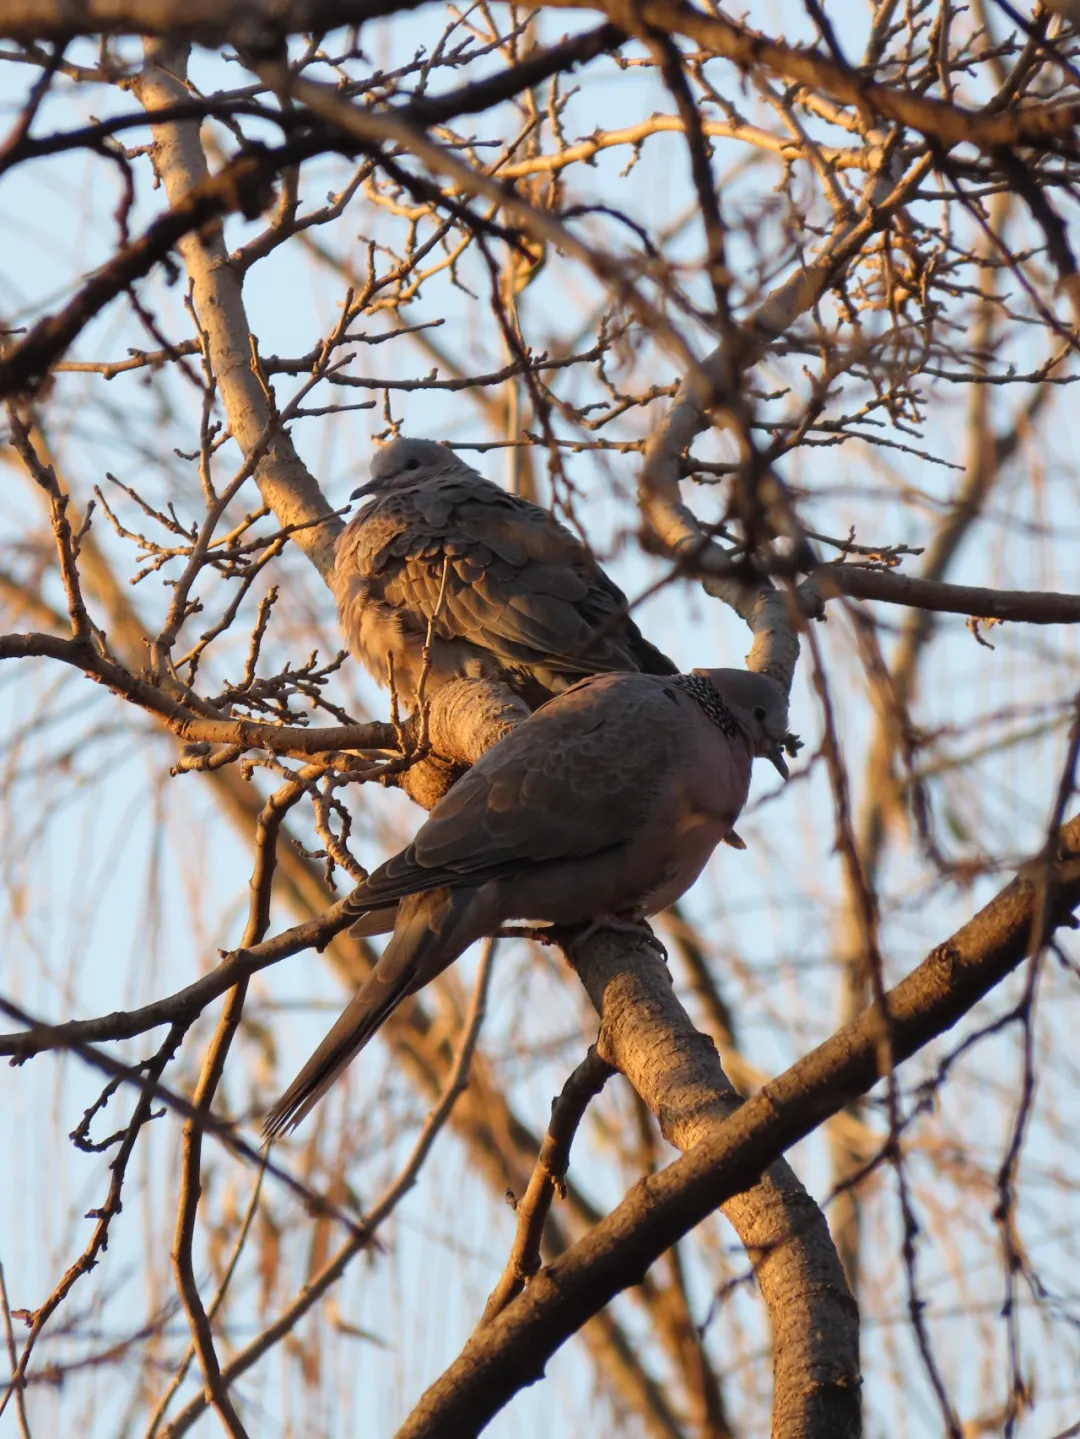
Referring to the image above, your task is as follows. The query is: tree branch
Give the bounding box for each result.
[819,565,1080,624]
[529,0,1080,153]
[0,901,355,1059]
[481,1046,615,1323]
[0,140,296,401]
[397,815,1080,1438]
[170,775,305,1439]
[134,43,342,577]
[0,628,398,753]
[563,925,859,1439]
[2,0,1078,164]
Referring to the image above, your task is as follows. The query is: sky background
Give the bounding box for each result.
[3,4,1080,1436]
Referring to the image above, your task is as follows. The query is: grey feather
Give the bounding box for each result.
[333,437,676,707]
[264,669,789,1136]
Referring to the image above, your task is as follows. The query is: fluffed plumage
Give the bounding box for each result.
[332,437,676,708]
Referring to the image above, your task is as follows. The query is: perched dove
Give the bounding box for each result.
[264,668,790,1137]
[332,437,676,708]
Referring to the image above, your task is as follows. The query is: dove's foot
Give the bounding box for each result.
[570,912,667,959]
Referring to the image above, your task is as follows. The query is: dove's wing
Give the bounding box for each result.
[334,460,674,698]
[346,673,684,913]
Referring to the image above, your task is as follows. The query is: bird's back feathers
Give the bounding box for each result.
[333,439,676,705]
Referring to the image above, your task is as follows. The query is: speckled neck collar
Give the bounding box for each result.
[671,673,743,739]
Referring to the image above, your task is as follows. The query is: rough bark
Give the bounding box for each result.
[133,43,341,580]
[396,820,1080,1437]
[567,930,860,1439]
[395,678,532,808]
[120,41,859,1437]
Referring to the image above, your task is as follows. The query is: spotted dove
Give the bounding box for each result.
[332,438,676,708]
[264,668,790,1137]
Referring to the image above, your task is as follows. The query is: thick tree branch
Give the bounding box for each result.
[819,565,1080,624]
[134,44,342,577]
[398,816,1080,1438]
[563,926,859,1439]
[3,0,1079,159]
[0,0,392,40]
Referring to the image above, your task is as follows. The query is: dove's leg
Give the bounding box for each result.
[568,912,668,960]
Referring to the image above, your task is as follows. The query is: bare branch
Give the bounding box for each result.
[819,565,1080,625]
[481,1045,615,1322]
[400,816,1080,1436]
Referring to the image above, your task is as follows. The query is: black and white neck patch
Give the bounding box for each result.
[671,673,744,739]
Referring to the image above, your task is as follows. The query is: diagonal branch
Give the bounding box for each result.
[481,1046,616,1322]
[527,0,1080,153]
[3,1,1079,157]
[561,925,859,1439]
[0,140,300,401]
[398,815,1080,1438]
[0,900,354,1059]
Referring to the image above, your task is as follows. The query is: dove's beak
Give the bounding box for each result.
[765,743,789,780]
[349,480,379,502]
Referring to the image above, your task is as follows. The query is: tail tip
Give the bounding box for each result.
[261,1103,297,1145]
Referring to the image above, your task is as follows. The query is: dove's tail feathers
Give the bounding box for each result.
[261,967,411,1143]
[347,903,399,938]
[262,888,479,1141]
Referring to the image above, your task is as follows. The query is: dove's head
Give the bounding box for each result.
[694,668,793,778]
[350,438,457,501]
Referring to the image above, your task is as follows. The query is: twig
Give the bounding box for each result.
[481,1045,615,1322]
[0,997,370,1245]
[0,1262,31,1439]
[5,406,92,639]
[170,775,306,1439]
[160,937,498,1439]
[0,1024,185,1425]
[145,1159,267,1439]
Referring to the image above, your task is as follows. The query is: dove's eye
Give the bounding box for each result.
[405,458,422,471]
[753,706,766,722]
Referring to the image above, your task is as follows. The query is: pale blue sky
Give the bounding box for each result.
[2,8,1080,1437]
